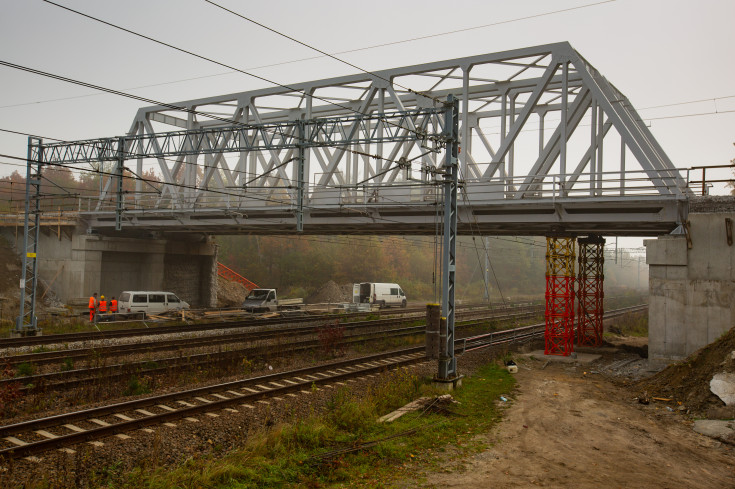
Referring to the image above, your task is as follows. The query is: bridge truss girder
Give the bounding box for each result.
[31,42,688,238]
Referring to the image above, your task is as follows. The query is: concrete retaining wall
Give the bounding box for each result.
[645,211,735,367]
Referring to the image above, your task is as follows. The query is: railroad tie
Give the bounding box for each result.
[241,404,255,409]
[195,397,213,404]
[268,381,285,388]
[255,384,272,390]
[5,436,28,446]
[135,409,156,417]
[113,414,134,421]
[63,424,86,433]
[185,417,199,423]
[205,413,219,418]
[177,401,195,407]
[241,387,259,393]
[35,430,58,439]
[227,390,245,397]
[157,404,176,412]
[211,393,230,400]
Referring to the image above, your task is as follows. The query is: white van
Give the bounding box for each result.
[353,283,407,308]
[117,291,190,317]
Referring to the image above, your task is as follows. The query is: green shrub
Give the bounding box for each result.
[16,362,34,377]
[123,375,150,396]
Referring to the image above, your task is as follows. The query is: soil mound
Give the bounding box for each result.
[636,327,735,415]
[216,279,251,308]
[306,281,352,304]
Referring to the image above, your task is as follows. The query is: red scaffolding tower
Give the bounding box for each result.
[577,236,605,347]
[545,237,576,356]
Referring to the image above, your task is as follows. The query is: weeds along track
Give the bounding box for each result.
[0,305,646,461]
[0,349,428,461]
[0,307,542,394]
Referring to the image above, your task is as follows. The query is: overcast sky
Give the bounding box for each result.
[0,0,733,220]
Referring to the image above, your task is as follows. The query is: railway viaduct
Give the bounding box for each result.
[2,42,733,368]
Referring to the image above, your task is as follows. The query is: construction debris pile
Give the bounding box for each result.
[216,278,251,308]
[636,326,735,418]
[306,281,352,304]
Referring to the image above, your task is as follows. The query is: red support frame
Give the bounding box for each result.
[545,237,576,356]
[577,236,605,347]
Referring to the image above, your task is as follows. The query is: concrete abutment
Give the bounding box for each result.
[1,228,218,308]
[645,199,735,367]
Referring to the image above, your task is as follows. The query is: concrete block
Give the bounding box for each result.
[649,265,687,280]
[645,236,687,266]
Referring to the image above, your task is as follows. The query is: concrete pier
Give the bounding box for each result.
[645,198,735,367]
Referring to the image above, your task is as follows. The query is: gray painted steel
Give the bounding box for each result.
[26,42,688,238]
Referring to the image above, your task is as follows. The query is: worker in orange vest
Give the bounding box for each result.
[109,296,118,315]
[98,295,108,319]
[88,292,98,321]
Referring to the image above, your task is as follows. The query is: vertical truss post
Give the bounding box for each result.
[545,236,576,356]
[115,137,125,231]
[438,95,459,380]
[296,120,305,232]
[15,137,43,336]
[577,236,605,347]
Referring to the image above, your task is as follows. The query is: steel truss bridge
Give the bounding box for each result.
[17,42,692,377]
[30,42,688,238]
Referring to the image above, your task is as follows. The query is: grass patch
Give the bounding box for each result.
[607,311,648,337]
[79,362,515,489]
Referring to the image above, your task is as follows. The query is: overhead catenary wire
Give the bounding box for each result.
[40,0,443,147]
[202,0,441,104]
[1,0,617,111]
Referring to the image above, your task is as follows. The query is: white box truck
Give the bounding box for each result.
[352,282,407,308]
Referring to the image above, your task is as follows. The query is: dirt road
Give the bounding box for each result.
[418,357,735,489]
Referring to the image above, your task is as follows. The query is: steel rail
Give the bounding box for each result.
[0,302,533,349]
[0,304,645,459]
[4,309,539,392]
[0,350,428,459]
[1,306,540,368]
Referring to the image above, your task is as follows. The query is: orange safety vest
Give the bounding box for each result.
[110,299,118,313]
[98,300,107,313]
[89,296,96,309]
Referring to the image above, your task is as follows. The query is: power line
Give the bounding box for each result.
[2,0,616,111]
[41,0,440,146]
[203,0,439,104]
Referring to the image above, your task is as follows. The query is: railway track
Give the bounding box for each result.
[2,309,540,393]
[0,304,645,460]
[0,302,539,349]
[0,306,541,369]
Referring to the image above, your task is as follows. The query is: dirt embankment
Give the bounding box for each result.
[413,351,735,489]
[636,327,735,417]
